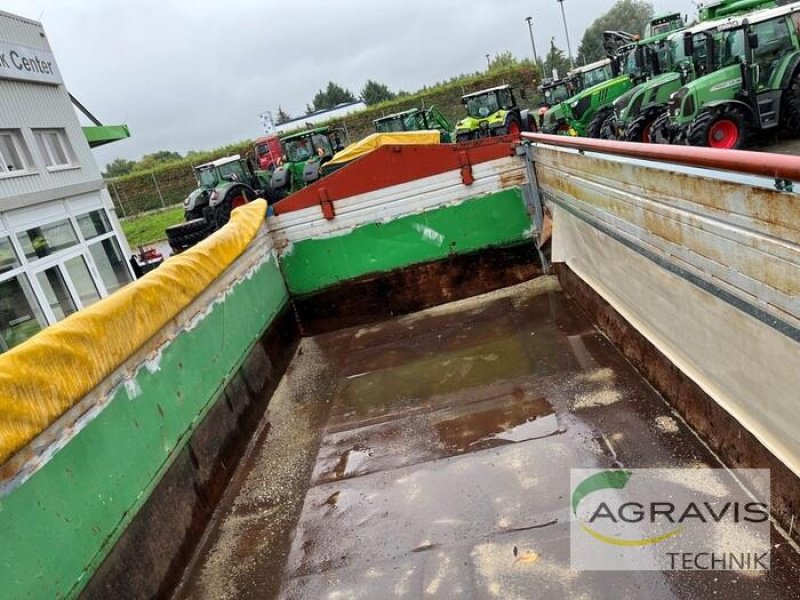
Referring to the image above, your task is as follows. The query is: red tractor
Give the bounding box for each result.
[253,135,283,171]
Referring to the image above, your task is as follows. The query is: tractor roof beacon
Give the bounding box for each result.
[270,127,346,198]
[454,85,532,142]
[663,1,800,149]
[613,0,778,142]
[166,155,270,253]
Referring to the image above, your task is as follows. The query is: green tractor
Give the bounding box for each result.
[556,13,685,138]
[454,85,532,142]
[610,0,778,142]
[539,59,616,133]
[166,155,271,252]
[659,2,800,149]
[270,127,346,197]
[374,106,454,142]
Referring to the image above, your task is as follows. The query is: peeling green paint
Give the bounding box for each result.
[0,255,288,600]
[280,188,533,296]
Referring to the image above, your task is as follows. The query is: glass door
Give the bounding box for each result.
[32,254,102,324]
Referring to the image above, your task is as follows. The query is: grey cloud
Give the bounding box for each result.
[3,0,696,167]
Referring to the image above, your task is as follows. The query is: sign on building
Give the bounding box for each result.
[0,42,62,85]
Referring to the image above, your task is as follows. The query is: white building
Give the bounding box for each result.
[0,10,133,353]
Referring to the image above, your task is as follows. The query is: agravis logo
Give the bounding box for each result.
[572,470,683,547]
[570,469,771,571]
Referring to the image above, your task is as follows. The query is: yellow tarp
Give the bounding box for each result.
[325,131,441,169]
[0,200,267,466]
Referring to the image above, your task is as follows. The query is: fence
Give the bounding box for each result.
[108,64,539,219]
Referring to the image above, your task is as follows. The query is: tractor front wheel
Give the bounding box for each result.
[649,112,673,144]
[688,106,750,150]
[781,70,800,134]
[626,105,666,143]
[599,114,618,140]
[587,107,614,139]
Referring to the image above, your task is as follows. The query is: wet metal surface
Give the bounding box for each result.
[173,277,800,599]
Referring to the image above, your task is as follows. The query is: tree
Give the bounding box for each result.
[133,150,183,172]
[361,80,396,105]
[543,40,572,81]
[305,103,316,115]
[488,51,518,72]
[311,81,357,111]
[103,158,136,178]
[577,0,654,65]
[276,105,291,124]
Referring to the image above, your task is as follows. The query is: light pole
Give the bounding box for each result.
[556,0,575,70]
[486,53,491,69]
[525,17,540,68]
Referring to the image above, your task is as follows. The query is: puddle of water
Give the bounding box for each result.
[333,445,373,479]
[435,394,559,452]
[483,413,560,444]
[335,337,531,421]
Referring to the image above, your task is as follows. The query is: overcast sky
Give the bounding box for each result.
[4,0,697,168]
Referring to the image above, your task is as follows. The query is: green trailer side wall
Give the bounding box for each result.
[280,188,533,296]
[0,254,288,600]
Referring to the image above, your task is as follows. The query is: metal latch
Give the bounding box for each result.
[459,151,474,186]
[319,187,335,219]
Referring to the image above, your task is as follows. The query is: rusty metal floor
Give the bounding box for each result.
[172,277,800,599]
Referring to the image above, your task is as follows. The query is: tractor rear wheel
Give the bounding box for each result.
[626,105,666,143]
[781,70,800,134]
[165,218,213,253]
[506,117,521,137]
[210,187,255,230]
[588,107,614,139]
[688,106,750,150]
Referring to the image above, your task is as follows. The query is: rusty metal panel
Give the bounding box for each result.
[535,146,800,334]
[534,140,800,479]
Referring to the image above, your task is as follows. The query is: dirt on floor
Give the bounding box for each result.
[171,276,800,599]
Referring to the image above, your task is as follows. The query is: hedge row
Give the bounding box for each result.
[109,64,539,218]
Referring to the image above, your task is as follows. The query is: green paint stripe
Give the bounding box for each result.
[0,257,288,600]
[281,188,533,296]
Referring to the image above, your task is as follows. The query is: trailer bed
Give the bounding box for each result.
[172,277,800,599]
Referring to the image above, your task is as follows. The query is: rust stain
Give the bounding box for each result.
[498,166,527,190]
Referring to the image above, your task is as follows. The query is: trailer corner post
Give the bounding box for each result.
[520,141,551,274]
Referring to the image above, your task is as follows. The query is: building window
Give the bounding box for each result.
[0,274,47,352]
[33,129,74,169]
[77,209,111,239]
[0,129,33,175]
[89,237,131,294]
[0,235,20,275]
[17,218,79,260]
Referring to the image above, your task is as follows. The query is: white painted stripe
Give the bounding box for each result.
[267,156,527,251]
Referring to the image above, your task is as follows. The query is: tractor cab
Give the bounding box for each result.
[463,86,518,119]
[540,78,574,107]
[374,109,429,133]
[645,12,685,38]
[455,85,530,142]
[271,127,346,197]
[194,156,248,191]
